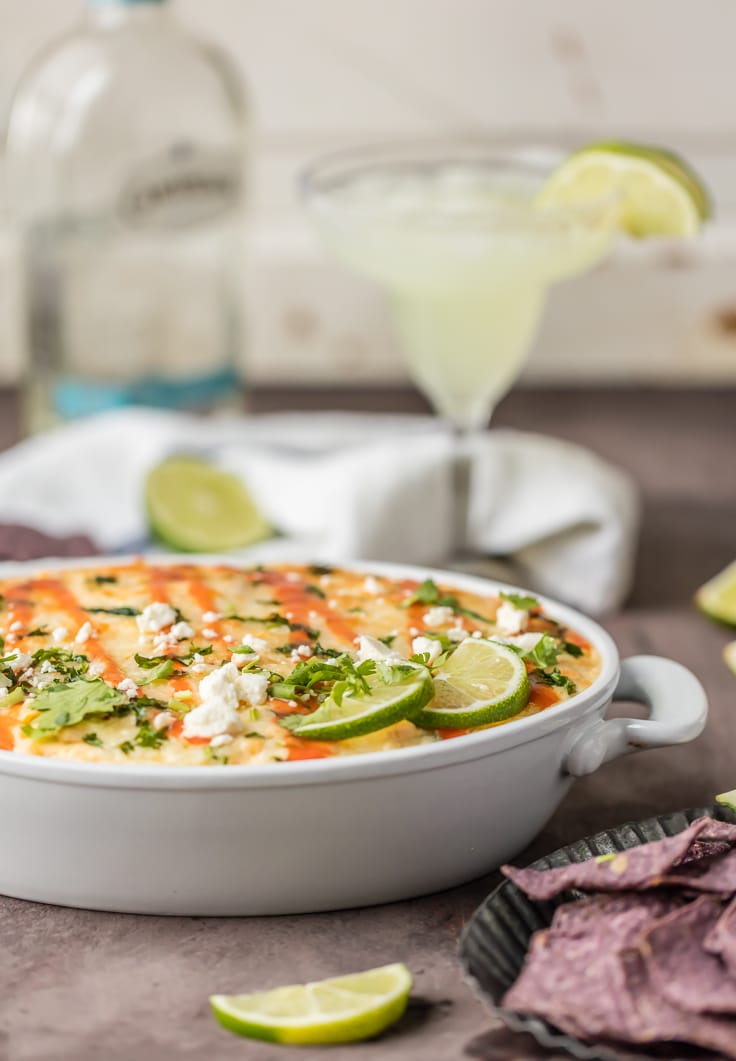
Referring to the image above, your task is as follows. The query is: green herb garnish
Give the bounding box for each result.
[499,591,540,611]
[85,606,141,617]
[82,733,103,748]
[119,741,135,755]
[378,634,396,647]
[135,720,168,749]
[137,659,176,685]
[563,641,584,658]
[23,678,129,739]
[531,668,577,695]
[89,575,118,585]
[25,626,49,637]
[403,578,493,624]
[306,585,326,600]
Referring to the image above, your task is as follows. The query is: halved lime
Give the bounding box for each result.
[696,561,736,626]
[413,639,529,729]
[145,457,270,553]
[210,963,412,1044]
[539,141,710,237]
[282,661,433,741]
[724,641,736,676]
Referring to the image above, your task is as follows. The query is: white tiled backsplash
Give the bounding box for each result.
[2,0,736,385]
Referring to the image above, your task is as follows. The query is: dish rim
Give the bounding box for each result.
[0,554,619,788]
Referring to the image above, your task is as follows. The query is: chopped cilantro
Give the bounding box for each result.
[308,564,333,576]
[85,606,140,617]
[378,634,396,647]
[306,584,326,600]
[499,591,540,611]
[347,606,365,615]
[244,731,263,739]
[564,641,584,658]
[24,678,129,738]
[137,659,176,685]
[89,575,118,585]
[135,720,168,749]
[531,667,577,695]
[82,733,103,748]
[119,741,135,755]
[524,635,561,669]
[403,578,494,623]
[25,625,49,637]
[30,647,89,680]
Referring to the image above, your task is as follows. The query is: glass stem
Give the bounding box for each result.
[450,425,472,557]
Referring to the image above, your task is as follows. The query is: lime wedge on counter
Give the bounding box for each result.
[210,963,412,1044]
[413,639,529,730]
[283,661,433,741]
[696,561,736,625]
[724,642,736,676]
[538,141,710,237]
[145,457,270,553]
[716,788,736,813]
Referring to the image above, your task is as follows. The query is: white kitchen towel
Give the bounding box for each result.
[0,408,639,614]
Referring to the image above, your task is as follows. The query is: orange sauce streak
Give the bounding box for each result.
[16,578,127,685]
[528,683,560,710]
[439,727,471,740]
[4,586,36,644]
[0,709,20,750]
[272,575,360,646]
[285,742,334,761]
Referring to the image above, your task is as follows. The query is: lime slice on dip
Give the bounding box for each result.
[413,639,529,730]
[283,661,433,741]
[210,963,412,1045]
[696,561,736,626]
[146,457,271,552]
[538,141,710,237]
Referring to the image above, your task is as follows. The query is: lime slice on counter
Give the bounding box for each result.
[413,639,529,730]
[283,661,433,741]
[210,963,412,1044]
[724,641,736,676]
[538,141,710,237]
[716,787,736,813]
[145,457,271,553]
[696,560,736,626]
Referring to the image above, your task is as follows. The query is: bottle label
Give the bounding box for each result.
[52,367,240,419]
[118,145,242,229]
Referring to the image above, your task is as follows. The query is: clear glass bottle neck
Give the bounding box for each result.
[84,1,170,31]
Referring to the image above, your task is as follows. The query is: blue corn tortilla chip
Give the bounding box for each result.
[640,895,736,1015]
[502,893,679,1042]
[705,895,736,977]
[502,817,736,900]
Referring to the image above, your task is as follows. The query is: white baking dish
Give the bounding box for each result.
[0,558,707,915]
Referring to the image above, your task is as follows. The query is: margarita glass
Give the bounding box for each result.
[302,145,619,431]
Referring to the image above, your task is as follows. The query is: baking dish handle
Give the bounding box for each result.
[564,655,707,778]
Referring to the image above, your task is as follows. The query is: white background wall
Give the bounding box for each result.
[1,0,736,386]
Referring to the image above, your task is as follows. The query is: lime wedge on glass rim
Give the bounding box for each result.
[210,963,412,1045]
[696,560,736,626]
[413,639,529,730]
[538,141,711,237]
[283,661,433,741]
[145,456,270,552]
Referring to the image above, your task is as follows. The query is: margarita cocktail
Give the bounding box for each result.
[303,147,619,430]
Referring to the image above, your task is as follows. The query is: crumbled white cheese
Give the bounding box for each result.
[472,630,483,639]
[423,606,456,627]
[193,653,205,664]
[495,601,529,637]
[447,625,468,643]
[171,621,194,641]
[9,620,22,633]
[202,628,218,639]
[223,634,234,644]
[183,661,268,739]
[116,677,138,699]
[201,610,222,623]
[153,635,177,654]
[363,576,381,595]
[411,636,442,665]
[88,661,105,677]
[210,733,233,748]
[136,602,177,635]
[497,632,545,653]
[241,633,268,653]
[191,663,208,674]
[75,621,93,645]
[51,626,68,643]
[7,651,31,673]
[295,644,312,659]
[286,572,301,583]
[152,710,176,732]
[356,635,402,664]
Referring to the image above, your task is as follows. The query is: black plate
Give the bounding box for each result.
[459,803,736,1061]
